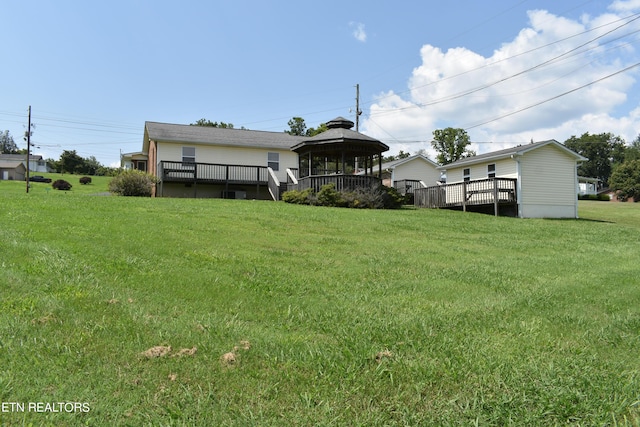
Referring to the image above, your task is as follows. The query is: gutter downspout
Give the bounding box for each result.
[511,154,523,218]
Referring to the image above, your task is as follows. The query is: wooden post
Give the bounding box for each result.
[462,181,467,212]
[493,178,499,216]
[225,165,229,197]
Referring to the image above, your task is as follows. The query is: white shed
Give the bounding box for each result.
[416,140,587,218]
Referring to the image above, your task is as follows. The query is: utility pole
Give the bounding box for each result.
[25,105,32,194]
[355,84,362,132]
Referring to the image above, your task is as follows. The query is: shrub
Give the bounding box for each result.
[52,179,72,191]
[317,183,345,207]
[282,188,315,204]
[108,170,159,197]
[282,184,404,209]
[79,176,92,185]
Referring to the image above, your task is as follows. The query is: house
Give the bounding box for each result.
[0,154,50,173]
[132,121,307,199]
[414,140,588,218]
[0,160,27,181]
[375,154,442,195]
[578,176,601,196]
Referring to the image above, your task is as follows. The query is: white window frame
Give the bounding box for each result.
[182,147,196,164]
[267,152,279,171]
[488,164,496,178]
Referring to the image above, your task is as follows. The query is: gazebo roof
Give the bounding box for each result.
[290,117,389,153]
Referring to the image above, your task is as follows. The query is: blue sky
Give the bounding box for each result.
[2,0,640,167]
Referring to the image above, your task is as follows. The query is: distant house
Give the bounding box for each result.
[0,154,50,173]
[415,140,588,218]
[578,176,601,196]
[375,154,441,195]
[122,117,391,200]
[0,160,26,181]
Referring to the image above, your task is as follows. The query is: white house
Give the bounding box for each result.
[375,154,442,194]
[415,140,588,218]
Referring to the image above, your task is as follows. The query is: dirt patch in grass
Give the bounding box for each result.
[375,350,394,363]
[172,347,197,357]
[140,345,172,358]
[220,340,251,367]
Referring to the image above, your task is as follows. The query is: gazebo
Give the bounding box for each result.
[289,117,389,192]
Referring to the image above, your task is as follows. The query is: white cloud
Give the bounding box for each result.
[609,0,640,12]
[363,4,640,158]
[349,22,367,42]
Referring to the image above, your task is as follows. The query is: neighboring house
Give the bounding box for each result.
[375,154,442,194]
[0,160,26,181]
[121,151,148,172]
[415,140,587,218]
[578,176,601,195]
[0,154,50,173]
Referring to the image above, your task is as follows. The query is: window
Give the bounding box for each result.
[488,164,496,178]
[463,168,470,182]
[182,147,195,164]
[268,152,279,171]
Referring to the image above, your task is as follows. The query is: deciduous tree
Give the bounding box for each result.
[564,132,626,185]
[431,128,475,165]
[0,130,19,154]
[609,160,640,201]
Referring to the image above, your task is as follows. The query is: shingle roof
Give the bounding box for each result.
[438,139,587,170]
[144,121,309,150]
[379,154,438,170]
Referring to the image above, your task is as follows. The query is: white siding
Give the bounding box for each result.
[156,142,297,182]
[393,158,441,185]
[446,158,517,183]
[519,144,577,218]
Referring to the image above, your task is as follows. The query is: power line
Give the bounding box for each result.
[464,61,640,130]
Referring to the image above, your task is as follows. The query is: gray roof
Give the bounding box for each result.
[144,121,309,150]
[290,116,389,152]
[0,160,26,169]
[439,139,587,170]
[380,154,438,170]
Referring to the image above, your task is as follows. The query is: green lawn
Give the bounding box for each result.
[1,178,639,426]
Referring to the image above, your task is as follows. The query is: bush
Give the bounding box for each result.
[52,179,72,191]
[282,184,404,209]
[108,170,159,197]
[79,176,92,185]
[282,188,315,204]
[316,183,345,207]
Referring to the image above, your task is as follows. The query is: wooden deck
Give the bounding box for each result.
[414,178,518,216]
[158,161,269,198]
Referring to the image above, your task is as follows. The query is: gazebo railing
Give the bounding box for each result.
[287,174,380,193]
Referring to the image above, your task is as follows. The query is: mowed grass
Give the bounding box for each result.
[1,177,639,426]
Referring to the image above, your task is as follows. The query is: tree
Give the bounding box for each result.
[564,132,626,185]
[285,117,307,136]
[0,130,19,154]
[609,160,640,201]
[431,128,475,165]
[190,119,234,128]
[59,150,85,174]
[285,117,328,137]
[624,135,640,162]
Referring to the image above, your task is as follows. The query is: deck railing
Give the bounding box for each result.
[414,178,517,214]
[394,179,427,195]
[287,174,380,193]
[159,161,268,184]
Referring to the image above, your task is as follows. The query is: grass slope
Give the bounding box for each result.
[1,179,639,425]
